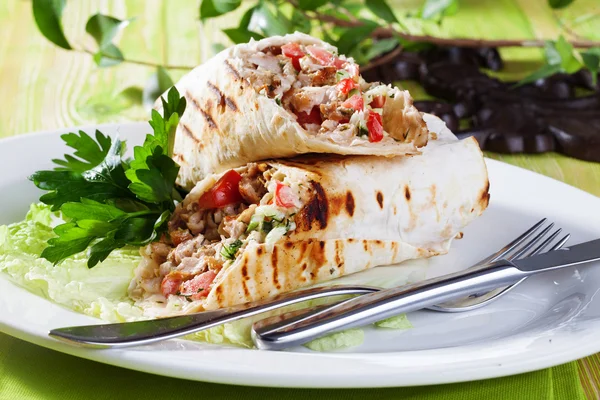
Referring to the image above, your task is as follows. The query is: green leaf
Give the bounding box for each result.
[32,0,71,50]
[61,199,127,222]
[52,130,112,172]
[41,235,95,264]
[118,86,144,105]
[93,43,124,67]
[291,9,312,33]
[297,0,330,10]
[581,48,600,86]
[239,5,257,29]
[336,21,378,55]
[252,3,291,36]
[85,14,130,49]
[221,239,243,260]
[199,0,242,20]
[548,0,575,9]
[142,66,174,109]
[366,0,398,23]
[420,0,459,20]
[113,216,157,244]
[363,38,398,61]
[514,63,562,87]
[543,36,582,74]
[223,28,264,44]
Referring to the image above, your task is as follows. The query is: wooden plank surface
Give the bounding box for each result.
[0,0,599,398]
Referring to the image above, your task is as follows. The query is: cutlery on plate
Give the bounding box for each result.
[48,219,566,348]
[251,237,600,351]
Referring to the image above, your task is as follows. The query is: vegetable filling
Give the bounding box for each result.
[241,41,407,145]
[130,163,310,304]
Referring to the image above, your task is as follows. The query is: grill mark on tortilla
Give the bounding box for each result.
[200,108,218,129]
[376,191,384,209]
[256,247,263,255]
[284,241,293,249]
[345,191,355,217]
[334,241,344,276]
[405,186,411,201]
[207,81,238,111]
[181,123,200,143]
[296,182,328,231]
[391,242,399,260]
[271,246,280,289]
[224,59,242,81]
[310,241,327,276]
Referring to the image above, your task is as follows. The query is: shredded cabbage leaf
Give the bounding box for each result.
[0,203,412,350]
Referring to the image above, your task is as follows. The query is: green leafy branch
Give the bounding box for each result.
[517,35,600,86]
[34,0,600,77]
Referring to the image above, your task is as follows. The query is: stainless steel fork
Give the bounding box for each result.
[429,218,569,312]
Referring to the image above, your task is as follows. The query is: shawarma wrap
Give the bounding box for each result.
[161,32,429,189]
[128,115,489,316]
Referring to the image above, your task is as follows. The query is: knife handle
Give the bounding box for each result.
[251,260,527,350]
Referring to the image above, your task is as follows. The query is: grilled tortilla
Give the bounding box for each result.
[159,32,429,189]
[129,115,489,315]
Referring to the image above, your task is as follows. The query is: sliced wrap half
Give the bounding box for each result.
[161,32,429,189]
[129,115,489,316]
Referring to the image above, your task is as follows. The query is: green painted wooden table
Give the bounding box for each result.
[1,0,599,399]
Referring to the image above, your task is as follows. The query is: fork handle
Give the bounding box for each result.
[251,260,527,350]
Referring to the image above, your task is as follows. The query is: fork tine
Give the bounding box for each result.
[550,234,570,251]
[479,218,547,265]
[508,223,555,260]
[522,228,562,258]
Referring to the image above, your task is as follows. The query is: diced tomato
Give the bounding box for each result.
[180,270,217,300]
[333,57,347,69]
[336,78,359,95]
[282,43,305,71]
[346,63,360,79]
[370,95,386,109]
[198,169,243,209]
[274,182,297,208]
[161,272,186,297]
[296,106,322,127]
[367,111,384,143]
[341,94,364,111]
[306,45,333,66]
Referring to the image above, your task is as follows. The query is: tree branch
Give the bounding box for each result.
[307,9,600,49]
[78,48,194,71]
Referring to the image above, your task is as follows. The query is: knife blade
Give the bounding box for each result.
[252,238,600,350]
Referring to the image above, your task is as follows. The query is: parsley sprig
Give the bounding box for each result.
[30,87,187,268]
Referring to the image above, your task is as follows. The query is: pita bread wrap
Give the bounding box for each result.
[161,32,429,189]
[129,115,489,315]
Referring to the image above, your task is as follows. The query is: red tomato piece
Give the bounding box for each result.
[342,94,364,111]
[198,169,243,209]
[181,270,217,300]
[336,78,359,95]
[306,45,333,65]
[282,42,305,71]
[370,95,386,109]
[274,182,297,208]
[161,272,185,297]
[296,106,322,127]
[367,111,384,143]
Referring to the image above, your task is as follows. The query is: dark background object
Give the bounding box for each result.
[362,47,600,162]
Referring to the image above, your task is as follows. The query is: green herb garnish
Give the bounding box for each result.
[221,239,243,260]
[29,87,187,268]
[358,125,369,137]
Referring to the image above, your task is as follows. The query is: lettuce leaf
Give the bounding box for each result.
[305,328,365,351]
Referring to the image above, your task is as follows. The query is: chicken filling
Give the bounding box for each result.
[241,41,401,145]
[130,163,310,304]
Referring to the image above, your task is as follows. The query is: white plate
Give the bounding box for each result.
[2,122,600,388]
